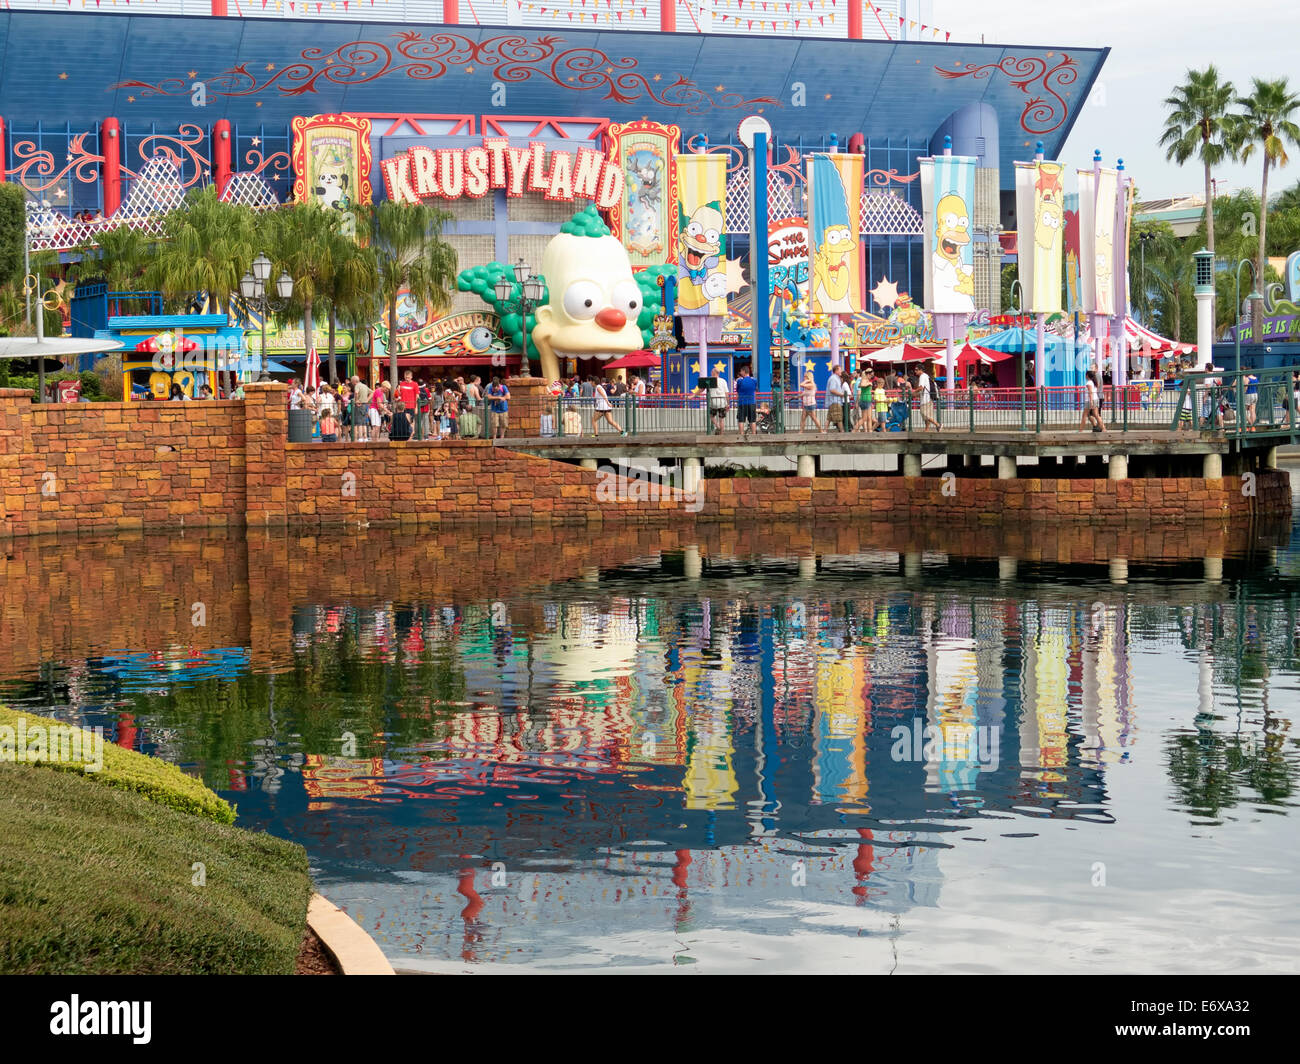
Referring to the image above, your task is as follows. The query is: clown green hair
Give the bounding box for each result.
[561,204,611,238]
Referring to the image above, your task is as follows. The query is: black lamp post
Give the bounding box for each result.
[240,254,294,384]
[494,258,545,379]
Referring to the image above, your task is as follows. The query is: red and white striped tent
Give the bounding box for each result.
[1079,317,1196,356]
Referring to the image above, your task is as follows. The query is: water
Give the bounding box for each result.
[2,504,1299,974]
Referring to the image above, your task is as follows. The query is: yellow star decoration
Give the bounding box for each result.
[824,93,831,100]
[715,84,725,92]
[127,95,135,103]
[256,101,263,108]
[464,65,474,73]
[58,72,68,80]
[266,63,276,71]
[690,360,702,374]
[652,74,661,81]
[187,70,198,79]
[712,361,727,376]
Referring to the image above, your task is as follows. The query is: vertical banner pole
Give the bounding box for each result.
[748,127,772,394]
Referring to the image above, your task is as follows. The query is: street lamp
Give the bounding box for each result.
[493,258,544,378]
[241,256,295,384]
[1232,258,1262,375]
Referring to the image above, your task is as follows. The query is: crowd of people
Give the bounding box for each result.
[282,371,513,442]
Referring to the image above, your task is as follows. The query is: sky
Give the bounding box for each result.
[929,0,1300,202]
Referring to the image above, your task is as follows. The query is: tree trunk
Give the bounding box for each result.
[388,295,399,393]
[303,298,314,384]
[1255,157,1269,336]
[1204,158,1215,258]
[327,310,338,385]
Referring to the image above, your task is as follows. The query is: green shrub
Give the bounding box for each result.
[0,705,235,824]
[0,762,310,974]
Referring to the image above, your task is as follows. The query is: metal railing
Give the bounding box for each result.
[296,373,1300,442]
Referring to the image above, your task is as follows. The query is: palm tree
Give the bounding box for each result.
[269,202,347,380]
[144,187,257,395]
[1232,77,1300,330]
[74,224,158,315]
[1144,234,1195,341]
[1160,67,1237,271]
[319,225,379,385]
[371,201,457,391]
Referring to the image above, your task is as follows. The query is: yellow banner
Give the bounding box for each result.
[807,153,864,316]
[674,153,728,316]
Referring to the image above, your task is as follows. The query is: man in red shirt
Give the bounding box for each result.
[398,369,420,410]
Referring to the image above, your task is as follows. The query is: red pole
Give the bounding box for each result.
[661,0,675,32]
[213,119,233,196]
[211,0,227,14]
[101,118,122,218]
[848,0,862,38]
[444,0,458,22]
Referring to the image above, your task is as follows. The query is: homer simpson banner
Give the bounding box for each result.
[674,153,728,317]
[806,153,864,315]
[919,154,978,315]
[1078,166,1119,317]
[1014,160,1065,314]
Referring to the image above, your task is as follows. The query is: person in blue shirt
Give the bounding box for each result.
[486,377,510,439]
[734,364,759,438]
[1245,373,1258,429]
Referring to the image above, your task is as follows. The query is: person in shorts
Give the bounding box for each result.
[698,373,729,434]
[912,363,940,431]
[734,364,758,437]
[487,377,510,439]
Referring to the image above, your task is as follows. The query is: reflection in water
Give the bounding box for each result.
[1,515,1299,972]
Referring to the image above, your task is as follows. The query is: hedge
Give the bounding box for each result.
[0,705,235,824]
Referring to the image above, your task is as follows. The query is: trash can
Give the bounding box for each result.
[288,408,314,443]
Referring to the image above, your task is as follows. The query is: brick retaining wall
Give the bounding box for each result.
[0,383,1290,538]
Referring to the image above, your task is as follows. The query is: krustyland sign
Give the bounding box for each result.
[381,137,625,208]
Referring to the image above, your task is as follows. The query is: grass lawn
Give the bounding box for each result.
[0,730,311,974]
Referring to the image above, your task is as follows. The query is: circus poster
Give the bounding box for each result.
[606,121,680,270]
[292,113,373,213]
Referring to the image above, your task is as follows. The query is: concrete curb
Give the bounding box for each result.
[307,894,395,976]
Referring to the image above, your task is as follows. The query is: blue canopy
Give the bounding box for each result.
[978,327,1092,356]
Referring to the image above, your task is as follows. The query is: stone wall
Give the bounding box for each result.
[0,383,1290,538]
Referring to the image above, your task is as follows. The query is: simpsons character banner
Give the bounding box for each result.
[1014,160,1065,314]
[806,153,864,316]
[920,154,978,315]
[1078,166,1120,317]
[674,153,729,317]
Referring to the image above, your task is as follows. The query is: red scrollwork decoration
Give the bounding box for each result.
[110,32,781,116]
[935,54,1078,135]
[8,133,106,193]
[126,123,211,186]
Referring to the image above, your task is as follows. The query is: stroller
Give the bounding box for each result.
[884,400,910,432]
[756,403,776,434]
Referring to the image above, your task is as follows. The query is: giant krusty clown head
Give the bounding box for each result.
[531,206,645,382]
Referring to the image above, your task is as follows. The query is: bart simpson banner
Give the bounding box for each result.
[674,153,728,316]
[1014,160,1065,314]
[806,153,864,316]
[920,154,978,315]
[1078,166,1119,316]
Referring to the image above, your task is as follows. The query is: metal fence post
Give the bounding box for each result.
[1035,387,1043,433]
[969,386,975,434]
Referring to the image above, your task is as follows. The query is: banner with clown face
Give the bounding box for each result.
[806,153,864,316]
[1014,160,1065,314]
[920,154,978,315]
[674,153,728,317]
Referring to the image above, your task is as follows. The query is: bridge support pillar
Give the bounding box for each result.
[903,552,922,578]
[1204,556,1223,584]
[683,457,702,495]
[946,454,964,472]
[684,545,702,581]
[1109,557,1128,585]
[963,454,977,468]
[1265,446,1278,469]
[1040,455,1058,472]
[796,454,815,478]
[902,453,922,478]
[1203,453,1222,480]
[996,456,1017,480]
[580,458,597,471]
[1108,454,1128,480]
[998,556,1016,581]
